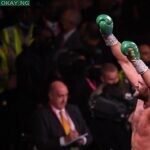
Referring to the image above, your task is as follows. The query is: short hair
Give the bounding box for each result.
[101,63,118,76]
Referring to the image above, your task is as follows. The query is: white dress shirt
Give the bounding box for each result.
[51,105,87,146]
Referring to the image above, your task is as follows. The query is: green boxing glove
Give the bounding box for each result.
[96,14,118,46]
[121,41,140,61]
[121,41,148,74]
[96,14,113,36]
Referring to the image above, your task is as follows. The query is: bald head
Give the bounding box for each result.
[48,81,69,110]
[50,80,67,91]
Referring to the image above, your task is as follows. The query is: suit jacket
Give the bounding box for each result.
[55,29,83,51]
[32,104,92,150]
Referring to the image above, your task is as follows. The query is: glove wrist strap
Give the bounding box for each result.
[102,34,118,46]
[132,59,149,75]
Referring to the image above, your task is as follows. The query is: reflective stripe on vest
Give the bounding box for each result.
[2,24,34,57]
[0,48,9,93]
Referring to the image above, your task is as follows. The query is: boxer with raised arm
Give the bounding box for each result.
[121,41,150,89]
[96,14,150,150]
[96,14,142,87]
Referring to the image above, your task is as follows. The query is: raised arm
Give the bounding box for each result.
[121,41,150,89]
[96,14,143,87]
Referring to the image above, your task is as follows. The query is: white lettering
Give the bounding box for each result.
[1,1,5,5]
[14,1,18,5]
[1,0,29,6]
[1,0,19,5]
[4,1,10,5]
[0,0,30,6]
[20,1,29,5]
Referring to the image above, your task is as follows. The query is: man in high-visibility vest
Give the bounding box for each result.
[1,7,34,72]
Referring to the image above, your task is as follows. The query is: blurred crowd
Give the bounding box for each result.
[0,0,150,150]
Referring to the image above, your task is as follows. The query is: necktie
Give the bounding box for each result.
[60,110,71,135]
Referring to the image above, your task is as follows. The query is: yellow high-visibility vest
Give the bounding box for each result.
[0,47,9,93]
[1,24,34,57]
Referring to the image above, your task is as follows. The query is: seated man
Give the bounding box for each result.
[96,14,150,150]
[32,80,92,150]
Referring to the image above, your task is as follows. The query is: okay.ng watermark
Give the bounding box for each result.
[0,0,30,6]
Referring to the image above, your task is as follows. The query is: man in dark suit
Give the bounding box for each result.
[32,80,92,150]
[53,8,83,61]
